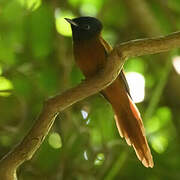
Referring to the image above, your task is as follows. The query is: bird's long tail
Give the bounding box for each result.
[102,78,154,168]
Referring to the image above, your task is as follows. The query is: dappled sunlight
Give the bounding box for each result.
[16,0,41,11]
[146,107,172,154]
[150,134,168,154]
[173,56,180,74]
[48,132,62,149]
[81,109,91,124]
[0,76,13,97]
[146,107,172,134]
[126,72,145,103]
[146,117,160,134]
[55,9,75,37]
[81,109,88,119]
[83,150,88,160]
[86,118,91,125]
[94,153,105,166]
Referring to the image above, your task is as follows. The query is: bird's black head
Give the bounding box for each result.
[65,16,103,42]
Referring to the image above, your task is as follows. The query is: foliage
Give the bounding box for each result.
[0,0,180,179]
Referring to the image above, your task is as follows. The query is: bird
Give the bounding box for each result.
[65,16,154,168]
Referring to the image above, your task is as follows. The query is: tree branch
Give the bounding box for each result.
[118,31,180,58]
[0,31,180,180]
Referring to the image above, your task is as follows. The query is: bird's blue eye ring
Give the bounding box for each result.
[83,24,90,30]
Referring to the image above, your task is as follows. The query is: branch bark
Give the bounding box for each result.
[118,31,180,58]
[0,31,180,180]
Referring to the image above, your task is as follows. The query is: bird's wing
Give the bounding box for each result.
[99,36,132,98]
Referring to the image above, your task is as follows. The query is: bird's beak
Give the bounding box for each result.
[64,18,78,27]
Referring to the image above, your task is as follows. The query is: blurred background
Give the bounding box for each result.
[0,0,180,179]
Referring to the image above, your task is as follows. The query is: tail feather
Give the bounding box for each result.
[102,79,154,168]
[114,94,153,168]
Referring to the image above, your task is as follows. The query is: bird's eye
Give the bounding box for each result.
[83,25,90,30]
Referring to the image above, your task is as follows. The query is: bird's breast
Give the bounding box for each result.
[73,38,107,78]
